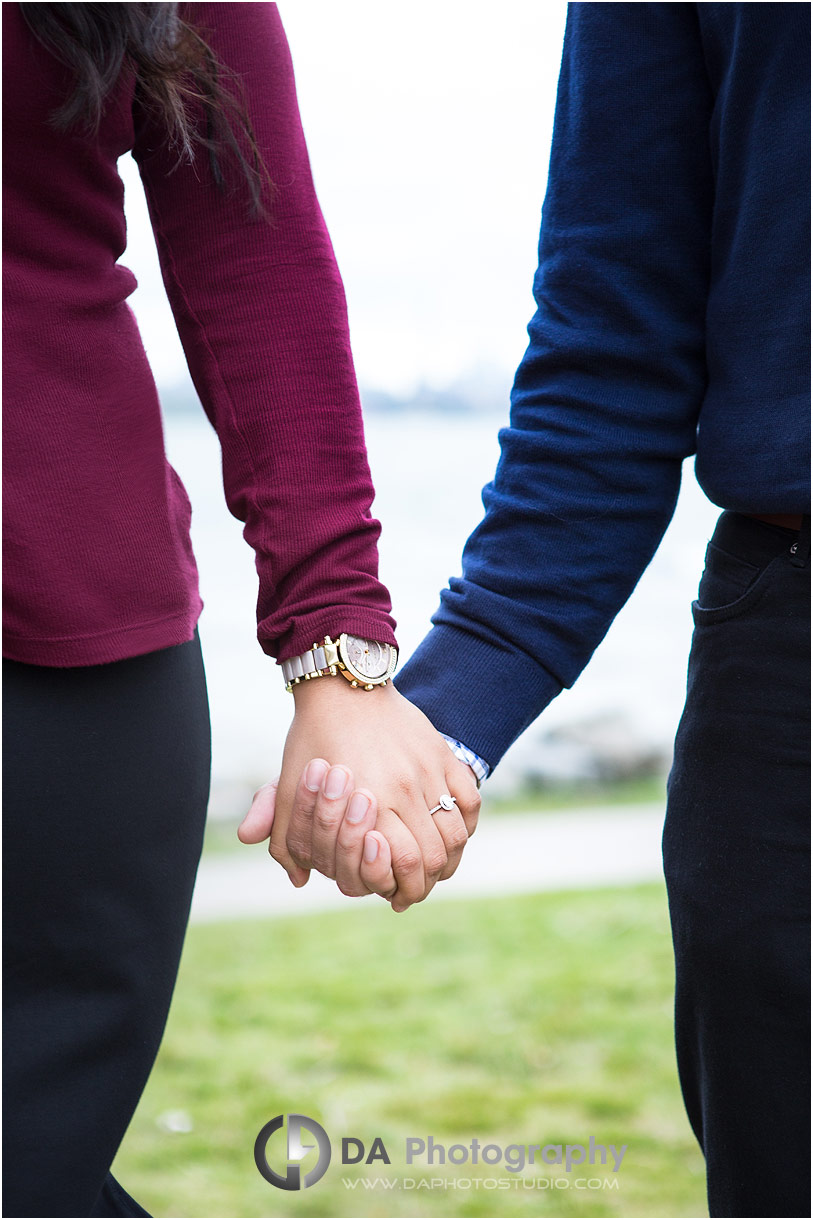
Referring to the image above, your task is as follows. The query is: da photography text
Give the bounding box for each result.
[254,1114,627,1191]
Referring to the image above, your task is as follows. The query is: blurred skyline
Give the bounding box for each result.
[119,0,568,403]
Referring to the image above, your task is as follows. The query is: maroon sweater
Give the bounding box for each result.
[2,2,397,667]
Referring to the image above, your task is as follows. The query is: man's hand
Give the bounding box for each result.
[238,679,480,911]
[239,772,399,898]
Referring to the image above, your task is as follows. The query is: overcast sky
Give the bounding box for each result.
[120,0,568,399]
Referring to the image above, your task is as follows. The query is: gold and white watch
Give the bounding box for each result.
[281,634,397,693]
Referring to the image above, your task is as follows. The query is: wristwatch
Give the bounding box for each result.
[281,634,398,693]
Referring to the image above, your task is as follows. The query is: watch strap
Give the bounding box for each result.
[281,639,338,690]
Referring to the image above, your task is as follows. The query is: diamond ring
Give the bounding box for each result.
[428,793,457,815]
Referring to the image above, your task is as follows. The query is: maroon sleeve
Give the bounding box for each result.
[131,1,396,660]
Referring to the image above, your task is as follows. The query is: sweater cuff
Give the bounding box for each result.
[394,623,563,772]
[263,609,398,664]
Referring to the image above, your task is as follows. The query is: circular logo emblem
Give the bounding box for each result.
[254,1113,331,1190]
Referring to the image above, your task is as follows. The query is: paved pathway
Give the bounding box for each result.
[190,802,666,923]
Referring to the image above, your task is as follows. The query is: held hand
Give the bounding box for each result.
[281,761,477,910]
[240,678,480,911]
[238,773,397,898]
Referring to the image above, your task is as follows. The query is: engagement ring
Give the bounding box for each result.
[429,793,457,815]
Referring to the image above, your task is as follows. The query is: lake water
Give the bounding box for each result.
[164,410,720,806]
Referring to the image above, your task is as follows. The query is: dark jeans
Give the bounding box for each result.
[3,630,211,1218]
[663,512,811,1218]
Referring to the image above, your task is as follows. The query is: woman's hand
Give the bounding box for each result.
[238,679,480,911]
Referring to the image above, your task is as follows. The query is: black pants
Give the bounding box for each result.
[3,630,211,1218]
[663,513,811,1218]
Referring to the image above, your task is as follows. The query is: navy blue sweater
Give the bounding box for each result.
[396,2,810,770]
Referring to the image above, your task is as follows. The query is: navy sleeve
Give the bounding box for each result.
[395,2,714,769]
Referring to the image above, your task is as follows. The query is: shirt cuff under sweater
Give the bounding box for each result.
[394,623,563,773]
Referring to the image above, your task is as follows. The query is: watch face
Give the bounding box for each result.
[342,635,394,681]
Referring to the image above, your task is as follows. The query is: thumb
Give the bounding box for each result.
[237,778,279,844]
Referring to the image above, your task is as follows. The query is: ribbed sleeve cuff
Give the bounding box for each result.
[264,608,398,664]
[394,623,563,772]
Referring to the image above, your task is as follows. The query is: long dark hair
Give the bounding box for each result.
[18,2,274,219]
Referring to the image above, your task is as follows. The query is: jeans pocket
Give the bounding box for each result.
[692,542,780,626]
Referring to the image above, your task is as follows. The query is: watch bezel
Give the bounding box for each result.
[337,633,398,686]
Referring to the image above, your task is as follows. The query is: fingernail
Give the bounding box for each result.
[305,759,329,792]
[363,834,378,863]
[324,766,350,800]
[346,792,371,824]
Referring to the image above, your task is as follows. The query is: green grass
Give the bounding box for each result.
[483,775,667,815]
[112,884,706,1218]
